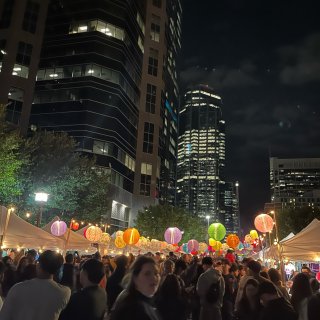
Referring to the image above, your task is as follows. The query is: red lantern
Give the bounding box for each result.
[226,234,240,249]
[254,214,274,233]
[123,228,140,245]
[72,222,79,231]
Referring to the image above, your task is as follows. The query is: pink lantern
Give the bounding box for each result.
[164,227,182,244]
[187,239,199,252]
[51,220,67,236]
[254,214,274,233]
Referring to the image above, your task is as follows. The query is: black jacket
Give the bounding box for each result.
[259,297,298,320]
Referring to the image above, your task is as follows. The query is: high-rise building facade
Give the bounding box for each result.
[270,157,320,211]
[134,0,182,207]
[30,0,145,230]
[177,85,225,222]
[0,0,49,133]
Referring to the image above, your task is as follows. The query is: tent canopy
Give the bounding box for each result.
[0,206,64,250]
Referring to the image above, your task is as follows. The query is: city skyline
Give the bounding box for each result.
[181,0,320,228]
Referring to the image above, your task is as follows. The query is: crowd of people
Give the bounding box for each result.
[0,248,319,320]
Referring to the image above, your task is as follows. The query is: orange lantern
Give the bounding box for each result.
[115,236,126,249]
[254,214,274,233]
[123,228,140,245]
[226,234,240,249]
[250,229,259,240]
[85,226,102,242]
[100,233,111,245]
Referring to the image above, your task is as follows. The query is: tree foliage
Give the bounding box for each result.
[135,204,207,243]
[278,206,320,239]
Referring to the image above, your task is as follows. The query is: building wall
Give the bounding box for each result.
[0,0,49,133]
[177,85,225,222]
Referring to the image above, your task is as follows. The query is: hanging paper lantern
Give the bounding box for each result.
[226,234,240,249]
[209,238,216,247]
[182,243,189,253]
[51,221,67,236]
[212,240,222,251]
[123,228,140,245]
[71,222,79,231]
[164,227,182,244]
[238,242,244,250]
[199,242,208,253]
[85,226,102,242]
[187,239,199,252]
[116,230,124,238]
[191,250,198,255]
[208,223,226,241]
[254,214,274,233]
[221,243,230,251]
[207,245,214,252]
[250,229,259,240]
[100,233,111,245]
[244,234,253,244]
[115,236,126,249]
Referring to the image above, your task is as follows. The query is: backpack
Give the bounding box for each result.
[206,279,220,303]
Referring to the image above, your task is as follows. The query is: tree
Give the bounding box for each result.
[0,105,27,205]
[277,206,320,239]
[135,204,207,243]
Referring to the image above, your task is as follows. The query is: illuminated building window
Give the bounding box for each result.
[143,122,154,154]
[12,64,29,78]
[146,84,156,114]
[150,15,160,42]
[136,12,145,34]
[148,48,158,76]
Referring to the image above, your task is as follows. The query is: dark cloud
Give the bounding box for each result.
[279,33,320,85]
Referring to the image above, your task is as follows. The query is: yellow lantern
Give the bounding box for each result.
[199,242,208,253]
[250,229,259,240]
[115,236,126,249]
[100,232,111,245]
[209,238,216,247]
[212,241,222,251]
[85,226,102,242]
[116,230,124,238]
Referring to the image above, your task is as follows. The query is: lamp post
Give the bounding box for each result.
[35,192,48,227]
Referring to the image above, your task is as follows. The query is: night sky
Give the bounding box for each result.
[180,0,320,229]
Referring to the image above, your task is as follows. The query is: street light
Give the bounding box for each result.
[205,215,210,228]
[26,212,31,218]
[35,192,48,227]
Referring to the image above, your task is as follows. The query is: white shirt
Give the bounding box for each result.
[0,278,71,320]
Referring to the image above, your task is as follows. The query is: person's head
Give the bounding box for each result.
[247,260,261,276]
[115,255,128,270]
[310,278,320,294]
[174,259,187,275]
[163,259,175,275]
[26,249,37,264]
[2,256,13,267]
[301,266,311,276]
[158,274,182,298]
[65,253,74,264]
[260,271,270,280]
[268,268,281,285]
[222,258,231,274]
[127,256,160,297]
[291,272,313,310]
[243,278,260,300]
[182,254,192,264]
[80,258,105,287]
[20,264,37,281]
[258,280,279,306]
[230,263,239,277]
[17,256,29,273]
[238,264,245,277]
[214,260,222,272]
[37,250,64,278]
[201,256,213,271]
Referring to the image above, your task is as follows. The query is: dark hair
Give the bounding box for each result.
[38,250,64,275]
[230,263,239,273]
[115,255,128,269]
[291,273,312,311]
[242,257,253,266]
[158,274,181,298]
[2,256,13,266]
[301,266,311,273]
[20,264,37,281]
[202,257,213,266]
[260,271,270,280]
[81,258,105,284]
[268,268,281,285]
[175,259,187,271]
[222,258,231,266]
[26,249,37,259]
[238,278,260,314]
[258,280,278,295]
[0,261,5,275]
[310,278,320,293]
[247,260,261,273]
[65,253,74,264]
[17,256,29,274]
[127,256,157,294]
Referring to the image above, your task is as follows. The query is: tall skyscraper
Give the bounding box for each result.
[134,0,182,207]
[28,0,182,228]
[0,0,49,133]
[177,85,225,222]
[269,157,320,211]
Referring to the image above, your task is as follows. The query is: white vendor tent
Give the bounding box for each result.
[0,206,64,250]
[280,219,320,262]
[43,217,96,253]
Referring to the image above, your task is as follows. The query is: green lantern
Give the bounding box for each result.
[208,223,226,241]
